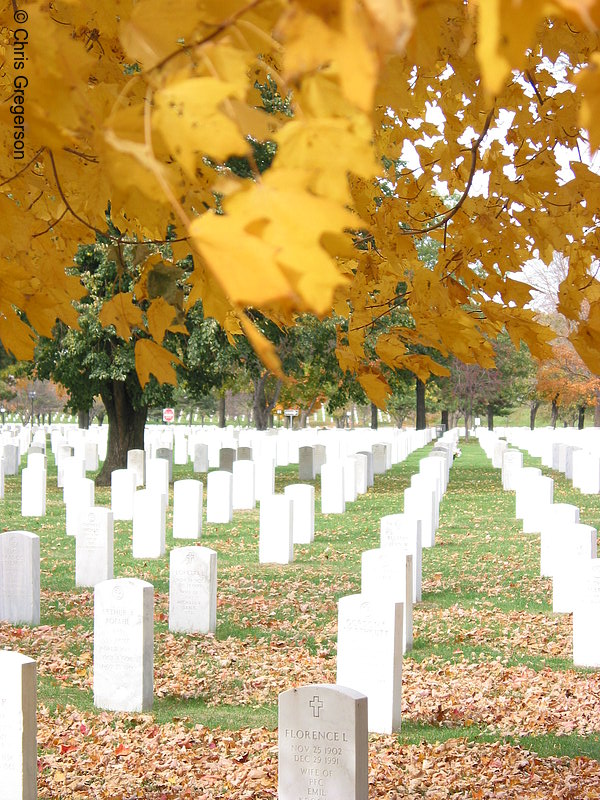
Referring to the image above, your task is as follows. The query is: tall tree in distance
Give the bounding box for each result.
[35,240,182,483]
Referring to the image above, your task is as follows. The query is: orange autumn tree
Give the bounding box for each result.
[536,341,600,428]
[3,2,600,404]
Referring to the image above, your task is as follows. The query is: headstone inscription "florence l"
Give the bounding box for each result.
[278,683,368,800]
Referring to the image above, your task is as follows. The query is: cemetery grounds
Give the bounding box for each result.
[2,439,600,798]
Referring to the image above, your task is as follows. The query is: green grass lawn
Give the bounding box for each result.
[1,434,600,766]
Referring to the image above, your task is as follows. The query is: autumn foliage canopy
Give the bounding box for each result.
[2,0,600,406]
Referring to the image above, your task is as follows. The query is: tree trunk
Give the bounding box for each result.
[578,405,586,429]
[300,397,318,429]
[551,395,559,428]
[464,409,470,441]
[96,380,148,486]
[78,409,90,429]
[218,393,226,428]
[529,401,539,429]
[441,409,449,431]
[416,378,426,430]
[487,404,493,431]
[595,388,600,426]
[370,402,378,430]
[253,374,282,431]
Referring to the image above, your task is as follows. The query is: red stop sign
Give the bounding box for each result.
[162,407,175,423]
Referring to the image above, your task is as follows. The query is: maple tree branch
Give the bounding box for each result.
[62,147,99,163]
[0,147,44,187]
[32,208,68,239]
[349,298,411,332]
[400,108,495,236]
[47,149,187,247]
[364,293,408,311]
[525,70,545,106]
[148,0,265,74]
[26,190,43,212]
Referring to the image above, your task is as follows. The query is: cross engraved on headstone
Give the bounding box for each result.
[309,695,323,717]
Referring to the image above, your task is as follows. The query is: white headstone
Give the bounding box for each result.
[372,444,387,475]
[219,447,236,472]
[232,460,256,510]
[259,495,293,564]
[0,532,40,626]
[110,469,136,521]
[2,444,19,476]
[132,490,166,559]
[206,470,233,523]
[65,477,95,536]
[361,549,413,652]
[84,441,99,472]
[573,561,600,667]
[169,546,217,634]
[298,446,315,481]
[173,479,203,539]
[155,447,173,481]
[343,457,358,503]
[174,434,188,465]
[127,449,145,487]
[552,524,597,613]
[278,683,368,800]
[380,514,422,602]
[20,466,46,518]
[522,475,554,533]
[93,578,154,711]
[146,458,169,507]
[313,444,327,477]
[404,485,435,547]
[284,484,315,545]
[514,467,543,519]
[193,443,209,473]
[26,452,46,473]
[357,451,374,488]
[539,503,580,576]
[501,449,523,491]
[75,507,114,587]
[353,453,369,495]
[337,594,403,733]
[61,456,85,502]
[254,456,275,501]
[0,650,36,800]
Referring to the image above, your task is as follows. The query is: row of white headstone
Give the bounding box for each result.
[0,429,454,800]
[0,527,217,636]
[483,424,600,495]
[334,432,459,735]
[479,429,600,667]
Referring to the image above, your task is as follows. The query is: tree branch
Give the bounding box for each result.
[399,108,496,237]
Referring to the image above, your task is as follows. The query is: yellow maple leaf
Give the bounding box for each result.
[357,371,391,409]
[135,339,182,387]
[375,333,407,368]
[146,297,187,343]
[403,354,450,382]
[153,77,248,178]
[0,310,36,360]
[99,294,146,341]
[190,178,354,315]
